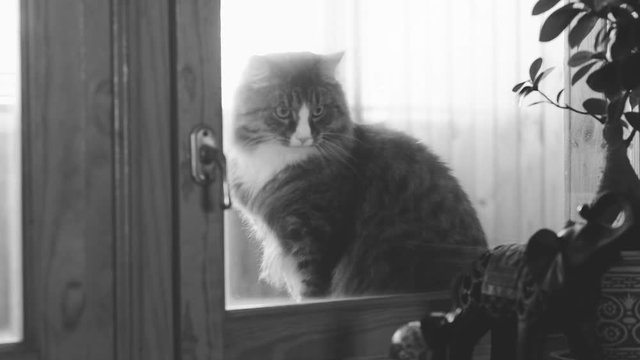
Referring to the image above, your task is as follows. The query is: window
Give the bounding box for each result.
[221,0,566,306]
[0,0,22,345]
[9,1,632,359]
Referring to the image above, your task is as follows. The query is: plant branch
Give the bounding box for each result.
[625,129,637,147]
[535,89,605,123]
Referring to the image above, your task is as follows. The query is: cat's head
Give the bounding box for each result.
[232,52,353,150]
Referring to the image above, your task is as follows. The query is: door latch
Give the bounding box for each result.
[190,125,231,210]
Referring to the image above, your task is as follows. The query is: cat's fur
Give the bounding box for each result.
[229,52,487,300]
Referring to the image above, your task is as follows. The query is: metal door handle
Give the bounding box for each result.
[190,125,231,210]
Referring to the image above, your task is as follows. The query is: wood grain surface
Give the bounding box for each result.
[224,293,451,360]
[125,0,175,359]
[9,0,178,359]
[22,0,115,359]
[174,0,225,360]
[566,24,607,219]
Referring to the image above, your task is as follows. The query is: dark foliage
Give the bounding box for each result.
[515,0,640,136]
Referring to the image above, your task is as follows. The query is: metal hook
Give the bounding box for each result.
[190,125,232,210]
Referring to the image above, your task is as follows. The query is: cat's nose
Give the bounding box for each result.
[291,135,313,146]
[299,136,313,145]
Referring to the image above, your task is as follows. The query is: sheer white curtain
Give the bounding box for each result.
[221,0,566,248]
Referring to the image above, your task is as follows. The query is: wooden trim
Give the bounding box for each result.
[112,0,133,359]
[125,0,175,359]
[173,0,225,360]
[21,0,116,359]
[223,293,449,360]
[19,0,38,354]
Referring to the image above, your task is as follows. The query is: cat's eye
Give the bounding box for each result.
[274,105,290,119]
[312,105,325,117]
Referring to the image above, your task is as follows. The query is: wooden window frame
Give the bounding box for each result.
[2,0,117,359]
[4,1,638,360]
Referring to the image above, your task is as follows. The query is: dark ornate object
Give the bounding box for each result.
[390,192,635,360]
[597,251,640,359]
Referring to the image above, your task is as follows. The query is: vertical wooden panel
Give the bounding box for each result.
[20,0,38,351]
[25,0,114,359]
[112,0,132,356]
[566,29,605,219]
[174,1,225,360]
[126,0,175,359]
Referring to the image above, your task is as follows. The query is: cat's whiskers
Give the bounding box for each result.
[321,139,355,161]
[322,131,363,145]
[242,135,284,148]
[317,140,357,174]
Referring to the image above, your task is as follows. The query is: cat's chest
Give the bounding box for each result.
[230,143,317,199]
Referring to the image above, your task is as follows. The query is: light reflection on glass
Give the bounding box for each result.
[0,0,22,344]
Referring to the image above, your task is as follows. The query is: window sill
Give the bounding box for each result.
[224,291,450,360]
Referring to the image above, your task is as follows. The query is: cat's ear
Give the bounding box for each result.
[319,51,344,80]
[243,55,274,88]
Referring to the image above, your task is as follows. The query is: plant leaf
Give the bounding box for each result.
[534,67,554,87]
[610,10,635,61]
[512,81,527,92]
[518,86,534,97]
[532,0,563,15]
[583,98,608,114]
[528,101,547,107]
[625,112,640,131]
[587,63,619,97]
[608,96,626,123]
[556,88,565,103]
[571,61,598,85]
[529,58,543,81]
[594,26,608,51]
[568,51,595,67]
[569,13,599,48]
[630,87,640,109]
[540,4,582,42]
[620,53,640,90]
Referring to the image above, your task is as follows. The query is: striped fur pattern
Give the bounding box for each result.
[229,52,487,299]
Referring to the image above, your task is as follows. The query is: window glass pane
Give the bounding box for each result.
[0,0,22,344]
[222,0,565,307]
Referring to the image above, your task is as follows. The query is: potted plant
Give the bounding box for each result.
[514,0,640,358]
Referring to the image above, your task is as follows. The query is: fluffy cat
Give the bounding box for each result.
[229,52,487,300]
